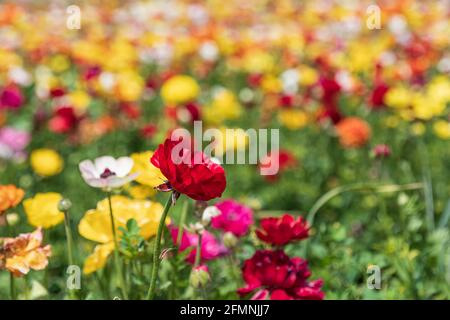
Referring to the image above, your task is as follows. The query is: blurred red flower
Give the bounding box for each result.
[48,106,79,134]
[256,214,309,246]
[238,249,324,300]
[151,137,226,201]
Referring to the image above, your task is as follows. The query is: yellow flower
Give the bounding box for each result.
[298,65,319,86]
[278,109,309,130]
[242,49,274,74]
[160,75,200,105]
[48,54,70,73]
[115,71,144,102]
[130,151,166,187]
[30,148,64,177]
[261,74,282,94]
[83,243,115,275]
[127,185,156,200]
[78,196,166,274]
[204,89,242,124]
[68,90,91,113]
[410,122,426,136]
[385,86,411,109]
[433,120,450,139]
[211,128,249,156]
[23,193,64,229]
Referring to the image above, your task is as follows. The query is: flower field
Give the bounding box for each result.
[0,0,449,300]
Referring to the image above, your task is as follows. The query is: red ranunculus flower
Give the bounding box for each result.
[256,214,309,246]
[238,249,324,300]
[48,106,79,134]
[151,137,226,201]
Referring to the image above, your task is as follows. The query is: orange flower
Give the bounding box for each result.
[0,185,25,214]
[0,228,52,277]
[336,117,371,148]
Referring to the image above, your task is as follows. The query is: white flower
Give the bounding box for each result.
[79,156,138,189]
[201,206,221,225]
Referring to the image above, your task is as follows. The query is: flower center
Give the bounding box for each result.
[100,168,116,179]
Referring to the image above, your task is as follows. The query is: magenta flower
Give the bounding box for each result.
[170,226,227,264]
[211,199,254,237]
[0,84,24,109]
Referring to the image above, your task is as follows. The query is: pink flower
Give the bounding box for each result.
[170,226,227,264]
[0,127,30,161]
[211,199,253,237]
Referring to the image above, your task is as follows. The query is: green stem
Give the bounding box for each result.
[63,210,77,299]
[306,182,424,226]
[10,273,16,300]
[176,200,189,248]
[194,233,203,267]
[107,192,129,300]
[146,194,173,300]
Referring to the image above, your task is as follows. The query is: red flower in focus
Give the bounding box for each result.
[256,214,309,246]
[0,84,23,109]
[48,106,79,134]
[151,137,226,201]
[238,249,324,300]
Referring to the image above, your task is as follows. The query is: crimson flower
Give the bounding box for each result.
[256,214,309,246]
[151,137,226,201]
[238,249,324,300]
[48,106,79,134]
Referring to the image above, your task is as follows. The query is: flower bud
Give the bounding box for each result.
[186,222,205,235]
[189,265,210,288]
[201,206,220,226]
[372,144,391,158]
[6,213,20,226]
[223,231,238,248]
[58,198,72,212]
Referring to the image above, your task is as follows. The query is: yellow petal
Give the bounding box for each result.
[23,193,64,229]
[130,151,166,188]
[83,243,115,275]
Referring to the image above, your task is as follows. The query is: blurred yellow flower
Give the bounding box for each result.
[127,185,156,200]
[30,148,64,177]
[278,109,309,130]
[130,151,166,187]
[78,196,166,274]
[48,54,70,73]
[261,74,282,94]
[242,49,274,74]
[410,122,426,136]
[160,75,200,105]
[115,71,144,102]
[204,89,242,124]
[298,65,319,86]
[385,86,411,109]
[68,90,91,113]
[211,128,249,156]
[23,193,64,229]
[433,120,450,139]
